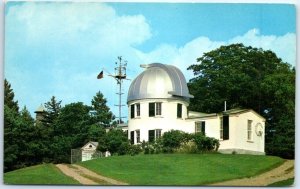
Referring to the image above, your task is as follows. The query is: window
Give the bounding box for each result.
[220,116,229,140]
[177,104,182,118]
[149,103,155,117]
[155,129,162,139]
[247,120,253,141]
[136,103,140,117]
[130,131,134,144]
[136,130,140,143]
[148,129,162,142]
[148,130,155,143]
[156,102,162,115]
[149,102,162,117]
[131,105,135,119]
[195,121,205,134]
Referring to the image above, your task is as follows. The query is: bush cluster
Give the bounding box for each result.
[130,130,219,155]
[99,130,219,157]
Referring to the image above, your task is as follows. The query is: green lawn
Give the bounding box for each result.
[268,178,294,187]
[79,153,284,185]
[4,163,80,185]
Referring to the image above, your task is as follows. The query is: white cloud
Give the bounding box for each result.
[5,2,152,116]
[136,28,296,81]
[229,29,296,66]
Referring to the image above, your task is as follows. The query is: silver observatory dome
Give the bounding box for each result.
[127,63,193,103]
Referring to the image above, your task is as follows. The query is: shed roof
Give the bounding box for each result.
[81,141,99,150]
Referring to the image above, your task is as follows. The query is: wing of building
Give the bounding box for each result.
[127,63,265,155]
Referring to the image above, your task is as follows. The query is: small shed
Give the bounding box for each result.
[81,141,99,162]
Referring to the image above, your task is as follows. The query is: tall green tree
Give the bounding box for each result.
[4,79,19,112]
[20,106,34,126]
[97,129,128,155]
[90,91,114,126]
[4,79,20,171]
[43,96,62,126]
[188,43,295,158]
[51,102,92,163]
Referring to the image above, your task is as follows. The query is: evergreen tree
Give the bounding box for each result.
[90,91,114,126]
[20,106,35,126]
[4,79,19,112]
[51,102,92,163]
[43,96,62,126]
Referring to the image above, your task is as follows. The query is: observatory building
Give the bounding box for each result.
[127,63,265,155]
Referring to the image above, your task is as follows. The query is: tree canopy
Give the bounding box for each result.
[188,43,295,158]
[4,86,117,172]
[90,91,115,126]
[43,96,62,126]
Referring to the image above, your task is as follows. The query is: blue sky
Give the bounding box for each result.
[4,2,296,121]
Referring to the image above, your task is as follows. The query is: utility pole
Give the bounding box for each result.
[108,56,128,125]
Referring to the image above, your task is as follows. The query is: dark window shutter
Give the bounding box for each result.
[201,121,205,134]
[131,105,135,118]
[149,130,155,143]
[177,104,182,118]
[223,116,229,140]
[130,131,135,144]
[149,103,155,117]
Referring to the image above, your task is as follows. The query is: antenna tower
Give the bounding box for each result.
[109,56,128,125]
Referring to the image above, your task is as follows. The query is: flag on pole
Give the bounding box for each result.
[97,70,103,79]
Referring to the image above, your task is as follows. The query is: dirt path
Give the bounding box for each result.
[56,164,128,185]
[210,160,294,186]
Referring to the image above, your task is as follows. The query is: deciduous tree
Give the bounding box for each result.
[188,43,295,158]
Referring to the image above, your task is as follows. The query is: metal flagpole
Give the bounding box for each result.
[108,56,128,125]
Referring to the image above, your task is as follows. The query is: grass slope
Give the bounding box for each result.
[79,154,284,185]
[268,178,294,187]
[4,163,80,185]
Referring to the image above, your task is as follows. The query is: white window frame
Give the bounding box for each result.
[136,103,140,117]
[195,121,205,134]
[136,129,140,143]
[155,102,162,116]
[155,129,162,139]
[149,102,162,117]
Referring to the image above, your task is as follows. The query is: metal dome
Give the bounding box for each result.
[127,63,193,103]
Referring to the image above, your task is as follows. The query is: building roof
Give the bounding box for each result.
[187,111,218,119]
[221,108,266,121]
[187,109,265,121]
[34,104,45,113]
[127,63,193,103]
[81,141,99,150]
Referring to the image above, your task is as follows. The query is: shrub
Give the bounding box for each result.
[176,141,198,154]
[193,133,219,152]
[118,142,130,155]
[162,130,187,149]
[128,144,142,156]
[142,130,219,155]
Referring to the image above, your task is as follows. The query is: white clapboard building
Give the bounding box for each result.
[81,141,99,161]
[127,63,265,155]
